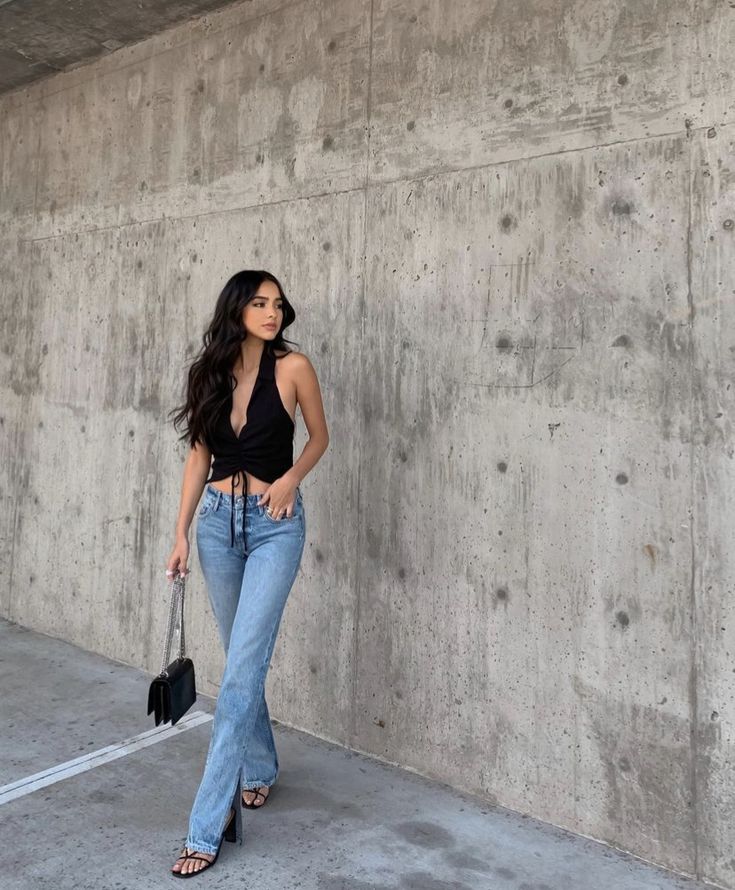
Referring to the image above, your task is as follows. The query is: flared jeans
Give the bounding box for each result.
[185,482,306,854]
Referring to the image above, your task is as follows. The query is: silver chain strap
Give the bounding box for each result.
[160,575,187,676]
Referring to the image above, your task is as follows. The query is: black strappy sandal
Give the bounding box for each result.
[171,808,236,878]
[242,785,271,809]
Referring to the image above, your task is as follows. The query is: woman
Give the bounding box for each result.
[165,270,329,877]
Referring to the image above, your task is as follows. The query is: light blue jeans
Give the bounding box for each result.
[185,482,306,853]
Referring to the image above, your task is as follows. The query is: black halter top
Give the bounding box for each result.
[205,346,295,548]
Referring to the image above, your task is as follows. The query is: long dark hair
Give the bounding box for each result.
[168,270,299,449]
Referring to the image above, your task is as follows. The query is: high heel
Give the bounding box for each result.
[224,807,237,842]
[171,808,236,878]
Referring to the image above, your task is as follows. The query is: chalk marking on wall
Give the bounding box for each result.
[0,710,213,805]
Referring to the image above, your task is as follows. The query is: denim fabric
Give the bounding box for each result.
[185,482,306,853]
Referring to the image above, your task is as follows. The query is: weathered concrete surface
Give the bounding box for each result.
[0,0,733,886]
[0,0,252,94]
[0,617,714,890]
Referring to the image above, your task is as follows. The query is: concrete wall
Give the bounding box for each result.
[1,0,733,884]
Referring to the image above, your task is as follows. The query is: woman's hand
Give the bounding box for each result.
[166,534,191,579]
[258,475,298,519]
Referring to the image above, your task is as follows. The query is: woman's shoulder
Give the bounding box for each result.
[273,347,313,379]
[274,347,309,364]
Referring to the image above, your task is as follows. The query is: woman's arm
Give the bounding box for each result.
[175,440,212,539]
[283,352,330,488]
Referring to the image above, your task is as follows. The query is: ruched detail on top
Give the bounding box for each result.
[205,346,295,548]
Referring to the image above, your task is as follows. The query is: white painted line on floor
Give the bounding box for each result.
[0,709,213,805]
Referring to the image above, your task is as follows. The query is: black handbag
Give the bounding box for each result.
[147,574,196,726]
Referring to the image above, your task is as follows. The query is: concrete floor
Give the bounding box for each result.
[0,618,714,890]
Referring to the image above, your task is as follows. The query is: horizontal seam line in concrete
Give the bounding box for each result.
[16,118,724,246]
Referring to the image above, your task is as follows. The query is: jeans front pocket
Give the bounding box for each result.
[262,493,303,524]
[198,500,215,520]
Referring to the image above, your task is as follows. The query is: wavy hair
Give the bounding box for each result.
[168,270,299,449]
